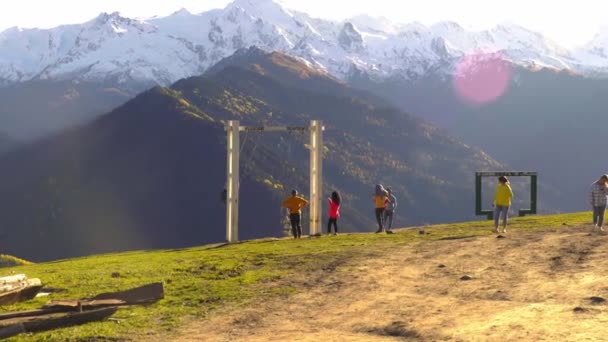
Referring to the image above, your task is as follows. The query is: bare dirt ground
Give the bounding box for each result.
[172,226,608,341]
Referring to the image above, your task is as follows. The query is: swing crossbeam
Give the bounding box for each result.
[225,121,324,243]
[240,126,310,132]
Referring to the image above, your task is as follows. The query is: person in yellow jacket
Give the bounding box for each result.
[373,184,390,233]
[493,176,514,233]
[282,189,309,239]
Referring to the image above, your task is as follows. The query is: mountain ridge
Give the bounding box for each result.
[0,49,507,261]
[1,0,607,90]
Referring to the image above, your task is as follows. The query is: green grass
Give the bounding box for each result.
[0,255,32,268]
[1,212,591,341]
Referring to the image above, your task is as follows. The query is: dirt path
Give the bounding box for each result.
[172,227,608,341]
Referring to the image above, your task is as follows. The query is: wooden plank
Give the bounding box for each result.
[0,283,160,320]
[0,283,162,337]
[0,278,42,294]
[0,285,43,306]
[47,299,126,309]
[0,307,117,339]
[0,274,26,285]
[0,307,69,321]
[44,282,164,310]
[0,312,67,325]
[24,307,118,333]
[0,323,25,339]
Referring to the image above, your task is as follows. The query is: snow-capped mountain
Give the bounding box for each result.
[0,0,604,88]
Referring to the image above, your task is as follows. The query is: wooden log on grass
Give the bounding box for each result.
[0,284,43,306]
[0,307,118,339]
[0,307,68,321]
[44,282,164,310]
[0,323,25,339]
[0,274,27,286]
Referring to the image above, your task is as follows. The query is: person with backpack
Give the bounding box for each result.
[327,191,341,235]
[493,176,514,233]
[384,188,398,233]
[282,189,309,239]
[589,174,608,231]
[373,184,390,233]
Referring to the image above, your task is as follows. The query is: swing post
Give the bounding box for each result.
[309,120,323,236]
[226,120,240,243]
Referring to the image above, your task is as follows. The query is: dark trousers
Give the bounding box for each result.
[593,205,606,227]
[327,218,338,234]
[375,208,385,231]
[290,213,302,238]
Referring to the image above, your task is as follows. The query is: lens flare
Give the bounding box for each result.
[453,52,513,106]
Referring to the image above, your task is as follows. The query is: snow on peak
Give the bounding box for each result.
[1,26,24,35]
[583,26,608,50]
[94,12,123,24]
[339,22,364,52]
[571,26,608,67]
[348,14,395,34]
[228,0,288,14]
[431,21,464,33]
[231,0,283,8]
[86,11,149,33]
[226,0,295,28]
[171,8,192,16]
[491,23,544,42]
[0,1,607,87]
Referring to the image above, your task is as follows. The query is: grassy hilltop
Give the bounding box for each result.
[0,212,595,341]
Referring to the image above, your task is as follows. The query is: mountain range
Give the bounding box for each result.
[3,0,608,91]
[0,49,504,261]
[5,0,608,142]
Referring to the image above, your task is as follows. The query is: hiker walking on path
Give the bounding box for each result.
[384,188,398,233]
[589,174,608,232]
[493,176,513,234]
[373,184,390,233]
[282,189,309,239]
[327,191,341,235]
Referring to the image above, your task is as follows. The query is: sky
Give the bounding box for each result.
[0,0,606,48]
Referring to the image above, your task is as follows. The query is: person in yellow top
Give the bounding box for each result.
[493,176,514,234]
[373,184,390,233]
[282,189,309,239]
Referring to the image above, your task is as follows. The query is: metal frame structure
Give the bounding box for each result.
[475,171,537,220]
[225,120,323,243]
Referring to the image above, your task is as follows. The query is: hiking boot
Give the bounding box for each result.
[375,229,383,234]
[386,230,394,234]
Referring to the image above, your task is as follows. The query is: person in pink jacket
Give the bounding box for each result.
[327,191,341,235]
